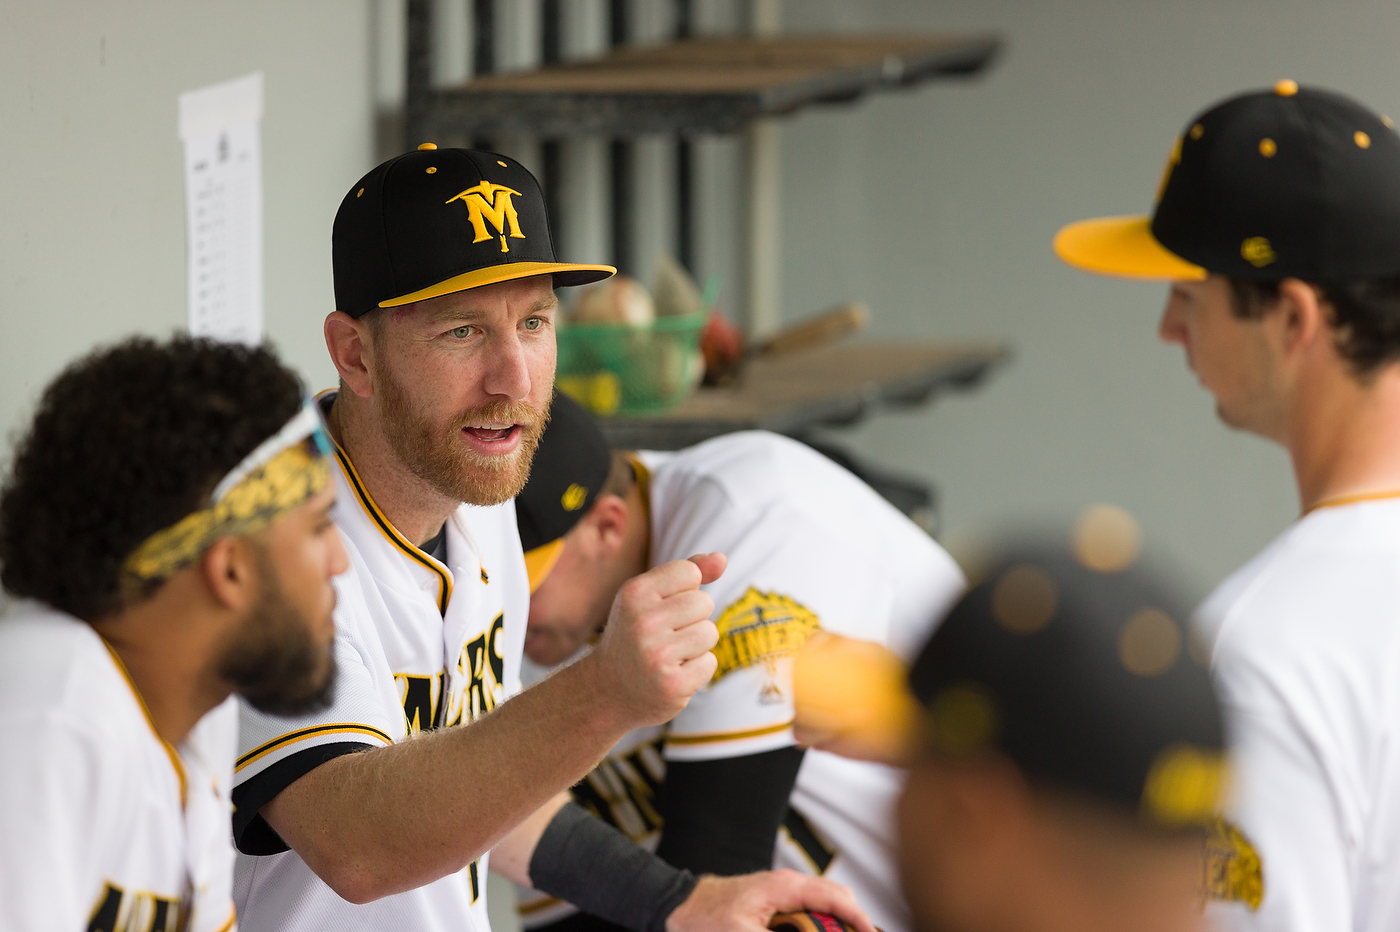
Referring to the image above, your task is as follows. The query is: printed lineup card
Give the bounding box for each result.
[178,72,264,345]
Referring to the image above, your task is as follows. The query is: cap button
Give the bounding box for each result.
[1274,79,1299,97]
[418,142,438,151]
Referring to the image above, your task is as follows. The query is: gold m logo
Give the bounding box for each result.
[446,181,527,253]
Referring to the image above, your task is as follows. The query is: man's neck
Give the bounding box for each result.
[328,392,460,548]
[1284,363,1400,511]
[90,580,230,748]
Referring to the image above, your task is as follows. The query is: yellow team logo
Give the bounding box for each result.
[712,588,821,694]
[1205,817,1265,911]
[446,180,527,253]
[1241,236,1277,267]
[561,483,588,511]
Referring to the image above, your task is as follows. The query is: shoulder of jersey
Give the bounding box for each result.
[659,431,825,501]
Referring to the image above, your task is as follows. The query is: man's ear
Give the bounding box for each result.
[324,311,376,398]
[200,536,259,613]
[585,494,631,556]
[1274,277,1329,359]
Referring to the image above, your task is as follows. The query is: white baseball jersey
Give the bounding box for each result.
[518,431,965,932]
[1197,495,1400,932]
[232,406,529,932]
[0,602,238,932]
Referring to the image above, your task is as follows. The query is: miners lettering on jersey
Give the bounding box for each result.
[446,181,526,253]
[713,587,821,702]
[396,613,506,733]
[396,672,446,736]
[571,736,667,842]
[86,882,186,932]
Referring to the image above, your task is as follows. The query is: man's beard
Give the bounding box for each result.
[219,547,337,717]
[377,363,550,506]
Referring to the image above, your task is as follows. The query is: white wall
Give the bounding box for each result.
[777,0,1400,600]
[0,0,374,455]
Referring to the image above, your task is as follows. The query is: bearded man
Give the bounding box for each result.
[231,146,872,932]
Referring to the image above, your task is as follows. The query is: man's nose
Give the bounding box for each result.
[1158,303,1186,345]
[481,331,532,400]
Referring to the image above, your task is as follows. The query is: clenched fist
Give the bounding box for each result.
[585,553,726,728]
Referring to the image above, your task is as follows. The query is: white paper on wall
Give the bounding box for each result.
[178,72,264,345]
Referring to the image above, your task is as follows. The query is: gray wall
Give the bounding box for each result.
[0,0,372,447]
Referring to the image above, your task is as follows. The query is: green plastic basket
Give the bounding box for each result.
[556,310,708,416]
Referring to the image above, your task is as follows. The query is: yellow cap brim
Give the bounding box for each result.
[378,261,616,309]
[524,538,567,594]
[1053,215,1206,281]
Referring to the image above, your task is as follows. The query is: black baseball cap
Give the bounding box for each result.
[908,545,1227,829]
[1056,81,1400,281]
[333,146,615,318]
[515,389,614,591]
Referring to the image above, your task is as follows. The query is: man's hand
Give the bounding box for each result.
[586,553,726,728]
[666,871,877,932]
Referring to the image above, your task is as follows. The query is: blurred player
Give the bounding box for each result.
[1057,83,1400,930]
[233,148,871,932]
[515,393,966,932]
[0,336,345,930]
[898,546,1226,932]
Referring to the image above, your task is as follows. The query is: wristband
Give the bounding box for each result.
[530,802,698,932]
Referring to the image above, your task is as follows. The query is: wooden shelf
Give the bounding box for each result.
[411,33,1001,138]
[598,339,1010,451]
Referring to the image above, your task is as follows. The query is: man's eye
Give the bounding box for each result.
[524,318,543,331]
[450,326,474,338]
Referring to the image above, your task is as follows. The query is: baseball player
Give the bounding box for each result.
[0,336,344,931]
[232,146,873,932]
[513,397,966,932]
[1056,83,1400,931]
[899,545,1227,932]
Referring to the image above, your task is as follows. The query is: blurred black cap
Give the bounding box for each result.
[908,545,1226,829]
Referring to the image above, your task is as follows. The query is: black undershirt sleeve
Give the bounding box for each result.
[654,745,807,876]
[232,741,372,855]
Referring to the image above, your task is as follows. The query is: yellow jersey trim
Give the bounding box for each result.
[1306,487,1400,514]
[332,443,453,616]
[99,639,187,808]
[665,718,795,746]
[235,722,394,773]
[211,904,238,932]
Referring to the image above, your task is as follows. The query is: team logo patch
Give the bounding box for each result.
[1241,236,1277,267]
[561,483,588,511]
[1205,816,1264,911]
[712,588,820,696]
[446,180,526,253]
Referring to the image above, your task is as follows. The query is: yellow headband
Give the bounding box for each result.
[120,406,332,590]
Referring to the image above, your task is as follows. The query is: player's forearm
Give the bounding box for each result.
[262,655,632,904]
[490,791,571,886]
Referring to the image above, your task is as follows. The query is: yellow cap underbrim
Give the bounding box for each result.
[1053,215,1206,281]
[524,537,567,594]
[378,261,616,309]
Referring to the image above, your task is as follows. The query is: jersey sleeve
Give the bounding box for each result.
[0,711,110,930]
[659,488,892,763]
[232,588,399,855]
[1205,653,1356,930]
